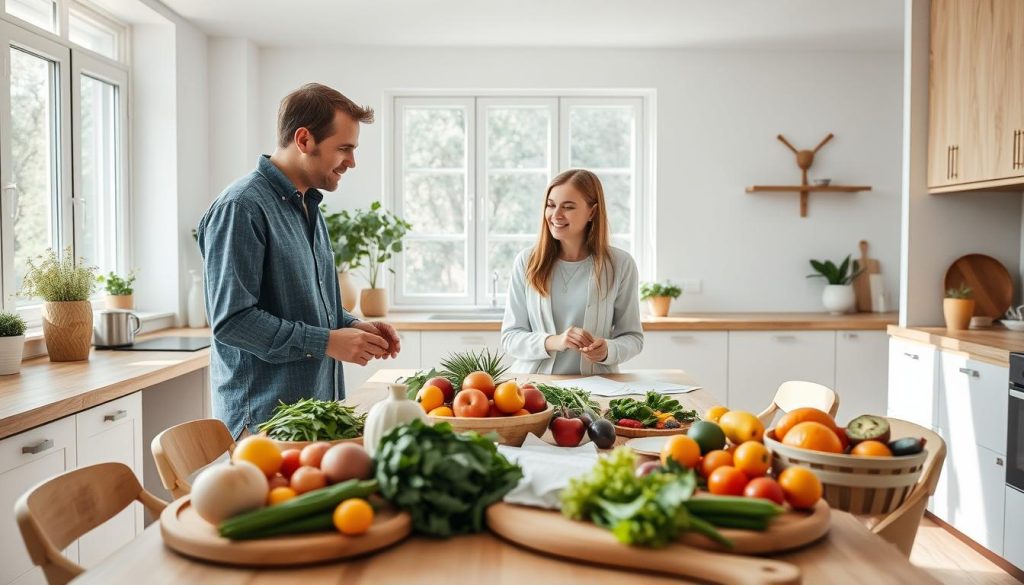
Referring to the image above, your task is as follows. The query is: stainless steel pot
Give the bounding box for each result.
[94,309,141,348]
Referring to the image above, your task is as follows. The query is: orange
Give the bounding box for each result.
[333,498,374,535]
[850,440,893,457]
[705,405,729,424]
[777,466,823,509]
[493,381,525,414]
[775,408,838,442]
[707,466,749,496]
[428,406,454,417]
[267,486,297,505]
[732,441,771,477]
[512,409,531,416]
[232,436,282,477]
[782,421,843,454]
[718,410,764,444]
[660,435,701,469]
[416,385,445,412]
[462,371,496,398]
[700,450,734,478]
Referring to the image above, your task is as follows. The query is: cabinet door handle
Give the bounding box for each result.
[104,409,128,422]
[22,439,53,455]
[953,145,959,179]
[459,336,486,345]
[843,332,859,340]
[996,457,1004,467]
[772,335,797,342]
[670,335,695,343]
[947,145,952,179]
[957,367,979,378]
[903,352,919,360]
[1014,131,1020,169]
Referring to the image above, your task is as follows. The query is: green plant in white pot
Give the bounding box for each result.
[343,201,412,318]
[639,281,682,317]
[807,255,861,315]
[21,247,97,362]
[322,205,364,313]
[97,270,136,310]
[0,312,27,375]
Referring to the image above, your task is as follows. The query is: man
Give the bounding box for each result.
[198,83,400,438]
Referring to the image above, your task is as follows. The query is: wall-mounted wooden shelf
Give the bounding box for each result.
[745,185,872,216]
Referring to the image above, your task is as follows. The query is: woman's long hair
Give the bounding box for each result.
[526,169,614,297]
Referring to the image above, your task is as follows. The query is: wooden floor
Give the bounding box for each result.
[911,518,1023,584]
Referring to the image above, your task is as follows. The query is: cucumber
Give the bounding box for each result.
[219,479,377,539]
[684,495,784,518]
[227,512,336,540]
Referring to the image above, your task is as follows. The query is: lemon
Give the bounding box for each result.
[718,410,765,444]
[705,405,729,424]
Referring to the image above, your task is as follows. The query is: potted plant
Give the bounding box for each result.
[345,201,412,317]
[96,271,136,310]
[943,282,974,331]
[321,205,364,313]
[20,247,98,362]
[639,281,682,317]
[807,255,861,314]
[0,312,26,375]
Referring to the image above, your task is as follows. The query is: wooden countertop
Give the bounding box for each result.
[373,311,898,331]
[0,328,211,440]
[887,324,1024,367]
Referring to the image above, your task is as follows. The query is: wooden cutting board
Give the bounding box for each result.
[943,254,1013,318]
[853,240,881,312]
[487,501,831,585]
[160,496,412,566]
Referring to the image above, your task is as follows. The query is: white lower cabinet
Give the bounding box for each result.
[623,331,728,398]
[420,331,502,371]
[887,337,937,429]
[834,331,889,424]
[1005,486,1024,570]
[727,331,836,414]
[0,417,77,585]
[939,443,1006,555]
[343,331,422,398]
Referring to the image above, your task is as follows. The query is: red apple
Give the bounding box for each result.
[551,416,586,447]
[522,386,547,413]
[426,377,455,403]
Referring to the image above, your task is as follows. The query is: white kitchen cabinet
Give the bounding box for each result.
[622,331,728,399]
[727,331,836,414]
[1005,486,1024,571]
[420,331,503,371]
[75,393,143,567]
[343,330,422,399]
[834,331,889,424]
[0,417,77,585]
[938,353,1008,455]
[887,337,937,429]
[938,443,1006,555]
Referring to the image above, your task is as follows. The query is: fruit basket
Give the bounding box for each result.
[764,429,927,515]
[426,405,554,446]
[259,434,362,452]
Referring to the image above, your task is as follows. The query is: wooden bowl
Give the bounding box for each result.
[425,405,553,446]
[257,433,363,452]
[612,420,693,438]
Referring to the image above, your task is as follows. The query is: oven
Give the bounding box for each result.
[1008,352,1024,491]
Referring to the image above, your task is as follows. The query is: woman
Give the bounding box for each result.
[501,169,643,375]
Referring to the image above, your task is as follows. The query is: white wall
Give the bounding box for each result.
[207,46,906,312]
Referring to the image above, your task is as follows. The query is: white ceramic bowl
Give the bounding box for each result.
[1002,319,1024,331]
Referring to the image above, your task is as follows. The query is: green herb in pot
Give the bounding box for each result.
[256,398,366,442]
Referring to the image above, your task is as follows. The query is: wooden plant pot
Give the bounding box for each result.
[943,298,974,331]
[42,300,93,361]
[648,296,672,317]
[360,288,388,317]
[105,294,134,310]
[337,271,357,312]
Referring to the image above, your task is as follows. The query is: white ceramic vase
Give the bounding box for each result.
[0,335,24,375]
[822,284,856,315]
[187,270,207,328]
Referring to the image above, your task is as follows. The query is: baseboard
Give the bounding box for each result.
[924,511,1024,581]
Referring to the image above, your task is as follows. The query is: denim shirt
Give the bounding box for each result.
[197,155,359,438]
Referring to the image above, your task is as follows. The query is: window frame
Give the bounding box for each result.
[386,90,654,310]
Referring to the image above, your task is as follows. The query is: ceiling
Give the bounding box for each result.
[158,0,904,51]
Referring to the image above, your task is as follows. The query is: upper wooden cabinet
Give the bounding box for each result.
[929,0,1024,191]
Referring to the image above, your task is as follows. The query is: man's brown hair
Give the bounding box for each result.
[277,83,374,147]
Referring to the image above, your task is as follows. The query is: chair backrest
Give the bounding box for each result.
[152,418,234,499]
[15,462,167,585]
[758,380,840,427]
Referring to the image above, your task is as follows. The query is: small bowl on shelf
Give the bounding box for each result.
[1001,319,1024,332]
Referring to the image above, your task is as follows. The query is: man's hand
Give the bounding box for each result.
[354,321,401,359]
[326,327,389,366]
[545,326,595,353]
[580,337,608,363]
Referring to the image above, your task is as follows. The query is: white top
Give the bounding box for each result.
[550,257,593,374]
[501,246,644,375]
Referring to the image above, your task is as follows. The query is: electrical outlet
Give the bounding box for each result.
[682,278,702,294]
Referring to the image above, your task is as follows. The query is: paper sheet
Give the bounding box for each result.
[548,376,700,397]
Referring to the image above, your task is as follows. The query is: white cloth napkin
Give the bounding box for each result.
[496,433,599,510]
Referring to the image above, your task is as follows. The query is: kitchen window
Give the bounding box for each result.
[0,6,129,323]
[391,93,648,308]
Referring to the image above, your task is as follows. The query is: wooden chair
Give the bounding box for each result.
[15,462,167,585]
[862,418,947,557]
[757,380,840,427]
[151,418,235,499]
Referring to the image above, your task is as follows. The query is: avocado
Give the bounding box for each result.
[846,415,891,445]
[888,437,926,456]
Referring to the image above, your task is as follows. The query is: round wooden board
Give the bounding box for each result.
[613,420,693,438]
[160,496,412,567]
[943,254,1013,318]
[679,498,831,554]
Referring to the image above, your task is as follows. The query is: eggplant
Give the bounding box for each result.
[587,419,616,449]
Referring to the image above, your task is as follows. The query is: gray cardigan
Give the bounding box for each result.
[501,246,644,374]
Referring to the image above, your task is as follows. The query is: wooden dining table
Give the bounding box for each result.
[71,370,939,584]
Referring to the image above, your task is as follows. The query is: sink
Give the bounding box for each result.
[427,309,504,321]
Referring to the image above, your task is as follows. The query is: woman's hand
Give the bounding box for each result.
[546,326,594,352]
[580,337,608,363]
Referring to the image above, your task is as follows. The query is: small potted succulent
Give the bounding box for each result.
[20,247,97,362]
[96,271,136,310]
[943,282,974,331]
[807,255,862,314]
[0,311,27,375]
[639,281,682,317]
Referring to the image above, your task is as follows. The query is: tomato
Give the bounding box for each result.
[333,498,374,535]
[267,486,297,505]
[299,442,332,468]
[290,466,327,494]
[700,450,734,478]
[461,371,496,398]
[267,474,289,490]
[732,441,771,477]
[660,435,701,469]
[493,381,525,414]
[743,477,785,505]
[232,436,282,477]
[416,385,445,413]
[279,449,302,479]
[453,388,489,417]
[707,466,749,496]
[777,466,823,509]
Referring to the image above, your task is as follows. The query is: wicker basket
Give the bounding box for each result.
[764,430,927,515]
[426,405,553,446]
